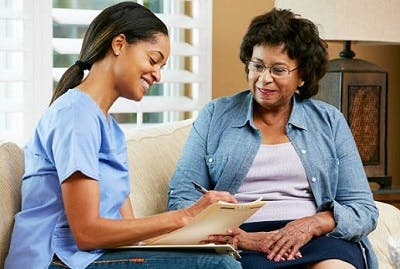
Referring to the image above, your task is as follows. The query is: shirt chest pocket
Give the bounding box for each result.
[314,157,339,179]
[98,148,129,195]
[308,157,339,201]
[205,154,230,185]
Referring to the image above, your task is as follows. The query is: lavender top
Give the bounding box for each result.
[235,143,317,222]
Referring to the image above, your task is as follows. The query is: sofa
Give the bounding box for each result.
[1,119,399,268]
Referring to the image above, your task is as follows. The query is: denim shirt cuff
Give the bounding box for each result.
[325,200,350,238]
[168,199,195,211]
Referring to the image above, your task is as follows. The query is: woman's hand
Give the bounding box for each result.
[263,217,315,261]
[247,212,335,262]
[268,212,335,261]
[231,227,303,261]
[182,191,237,223]
[201,229,241,247]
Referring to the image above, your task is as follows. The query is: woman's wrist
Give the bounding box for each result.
[310,211,335,237]
[236,231,267,252]
[174,208,194,227]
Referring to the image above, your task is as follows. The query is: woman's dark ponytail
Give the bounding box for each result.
[50,63,86,105]
[49,1,168,105]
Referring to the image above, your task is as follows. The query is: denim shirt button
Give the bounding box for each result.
[208,157,213,163]
[311,177,317,182]
[301,149,307,154]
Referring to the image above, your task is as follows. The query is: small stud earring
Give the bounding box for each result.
[115,52,120,56]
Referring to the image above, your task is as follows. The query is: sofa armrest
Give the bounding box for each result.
[368,201,400,268]
[0,141,24,267]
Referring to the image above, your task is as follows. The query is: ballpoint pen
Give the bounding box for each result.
[191,181,208,194]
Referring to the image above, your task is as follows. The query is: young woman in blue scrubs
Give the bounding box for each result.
[5,2,240,269]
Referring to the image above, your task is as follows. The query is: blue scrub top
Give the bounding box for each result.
[5,89,130,269]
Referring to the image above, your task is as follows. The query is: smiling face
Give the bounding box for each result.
[248,44,303,112]
[113,33,170,101]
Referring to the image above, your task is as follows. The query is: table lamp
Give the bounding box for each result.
[274,0,400,188]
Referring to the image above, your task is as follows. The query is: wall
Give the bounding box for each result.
[212,0,400,186]
[212,0,270,96]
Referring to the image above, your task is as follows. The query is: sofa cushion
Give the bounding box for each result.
[125,119,193,217]
[0,141,24,267]
[369,201,400,268]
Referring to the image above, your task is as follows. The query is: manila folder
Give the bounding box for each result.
[149,199,267,245]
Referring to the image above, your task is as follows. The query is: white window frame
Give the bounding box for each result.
[52,0,212,128]
[0,0,212,144]
[0,0,52,145]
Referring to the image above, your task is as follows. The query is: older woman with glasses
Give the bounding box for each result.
[168,8,378,269]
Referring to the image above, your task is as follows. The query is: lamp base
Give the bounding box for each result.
[339,40,356,58]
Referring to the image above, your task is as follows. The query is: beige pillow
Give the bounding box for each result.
[125,119,192,218]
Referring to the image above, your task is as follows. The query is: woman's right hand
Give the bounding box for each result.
[183,191,237,220]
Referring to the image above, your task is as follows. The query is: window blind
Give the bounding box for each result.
[0,0,52,144]
[0,0,212,144]
[52,0,212,128]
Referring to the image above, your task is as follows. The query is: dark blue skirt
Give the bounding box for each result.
[238,220,365,269]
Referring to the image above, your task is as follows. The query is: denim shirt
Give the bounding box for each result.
[168,90,378,269]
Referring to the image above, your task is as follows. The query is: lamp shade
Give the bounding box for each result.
[274,0,400,44]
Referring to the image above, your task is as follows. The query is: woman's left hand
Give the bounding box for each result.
[204,221,311,261]
[265,211,335,261]
[264,217,316,261]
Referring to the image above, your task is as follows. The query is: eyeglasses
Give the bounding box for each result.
[246,60,298,78]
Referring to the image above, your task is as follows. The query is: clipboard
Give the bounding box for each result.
[118,243,241,259]
[149,199,267,245]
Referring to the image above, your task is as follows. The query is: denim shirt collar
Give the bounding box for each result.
[231,90,307,131]
[231,91,255,129]
[288,95,308,131]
